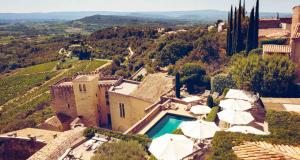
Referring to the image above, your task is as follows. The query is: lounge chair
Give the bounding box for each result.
[212,92,219,99]
[185,104,192,111]
[202,90,211,97]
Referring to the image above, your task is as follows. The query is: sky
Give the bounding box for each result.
[0,0,299,13]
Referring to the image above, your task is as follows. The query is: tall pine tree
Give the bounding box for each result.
[175,72,181,98]
[246,8,255,53]
[227,6,233,56]
[233,7,238,53]
[242,0,246,17]
[254,0,259,48]
[236,0,243,53]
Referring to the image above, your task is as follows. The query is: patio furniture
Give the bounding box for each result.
[149,134,194,160]
[212,92,219,99]
[190,105,211,115]
[225,126,269,135]
[217,110,255,125]
[219,99,252,111]
[225,89,258,103]
[185,104,192,111]
[202,90,211,97]
[180,120,220,139]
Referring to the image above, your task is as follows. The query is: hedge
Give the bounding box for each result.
[83,127,151,148]
[260,38,288,47]
[206,106,219,122]
[265,110,300,144]
[211,74,236,94]
[172,129,184,135]
[208,111,300,159]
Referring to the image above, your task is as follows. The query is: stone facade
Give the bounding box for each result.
[50,72,174,132]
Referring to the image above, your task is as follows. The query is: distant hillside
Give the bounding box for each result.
[69,15,188,33]
[0,10,292,23]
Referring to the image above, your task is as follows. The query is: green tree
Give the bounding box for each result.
[175,72,181,98]
[207,95,214,108]
[158,41,193,66]
[180,63,206,93]
[236,0,243,53]
[230,54,295,97]
[227,6,233,56]
[91,140,147,160]
[254,0,260,48]
[246,8,255,53]
[233,8,238,53]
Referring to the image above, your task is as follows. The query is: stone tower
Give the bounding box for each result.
[72,74,100,126]
[290,6,300,83]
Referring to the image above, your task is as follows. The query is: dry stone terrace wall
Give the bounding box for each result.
[28,127,85,160]
[0,137,46,160]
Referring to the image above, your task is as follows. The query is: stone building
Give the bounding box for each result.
[262,5,300,83]
[48,72,174,132]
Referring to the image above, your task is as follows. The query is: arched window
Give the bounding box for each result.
[83,84,87,92]
[79,84,82,92]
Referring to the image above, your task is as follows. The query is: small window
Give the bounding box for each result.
[79,84,82,92]
[67,104,70,109]
[119,103,125,118]
[83,84,86,92]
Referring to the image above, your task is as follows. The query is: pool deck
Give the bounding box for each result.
[138,102,196,135]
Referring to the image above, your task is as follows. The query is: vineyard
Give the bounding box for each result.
[0,59,109,133]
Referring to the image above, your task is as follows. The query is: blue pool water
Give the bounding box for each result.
[146,114,195,139]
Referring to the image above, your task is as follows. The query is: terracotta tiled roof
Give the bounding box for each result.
[130,73,174,103]
[233,141,300,160]
[263,44,291,54]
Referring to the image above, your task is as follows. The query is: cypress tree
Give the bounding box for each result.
[227,6,233,56]
[242,0,246,17]
[175,72,181,98]
[254,0,259,48]
[236,0,243,53]
[233,7,237,53]
[246,8,255,53]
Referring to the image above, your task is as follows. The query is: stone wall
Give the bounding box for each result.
[0,137,46,160]
[50,83,77,120]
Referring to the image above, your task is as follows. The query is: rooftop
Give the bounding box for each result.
[57,82,73,87]
[233,141,300,160]
[98,79,118,86]
[130,73,174,103]
[73,74,98,82]
[0,128,61,144]
[263,44,291,54]
[259,28,290,39]
[261,97,300,113]
[110,81,139,95]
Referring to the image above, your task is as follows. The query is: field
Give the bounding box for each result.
[0,59,109,133]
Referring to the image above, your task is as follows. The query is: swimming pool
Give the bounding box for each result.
[146,113,195,139]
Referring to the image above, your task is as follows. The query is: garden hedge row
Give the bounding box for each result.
[208,111,300,159]
[206,106,219,122]
[83,127,151,148]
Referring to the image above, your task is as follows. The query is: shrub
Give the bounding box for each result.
[211,74,236,94]
[206,106,219,122]
[260,38,288,47]
[222,88,230,96]
[207,96,214,108]
[208,111,300,159]
[172,129,184,135]
[230,54,296,97]
[248,48,262,55]
[83,127,151,148]
[91,140,147,160]
[265,110,300,144]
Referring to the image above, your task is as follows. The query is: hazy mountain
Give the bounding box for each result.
[0,10,292,23]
